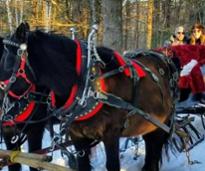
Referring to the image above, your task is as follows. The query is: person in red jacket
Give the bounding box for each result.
[171,45,205,105]
[156,45,205,106]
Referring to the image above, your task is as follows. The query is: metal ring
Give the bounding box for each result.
[77,150,85,157]
[18,68,25,74]
[0,82,6,89]
[11,135,19,144]
[89,74,95,81]
[9,76,16,83]
[17,49,23,56]
[159,68,165,75]
[119,66,124,72]
[93,92,98,99]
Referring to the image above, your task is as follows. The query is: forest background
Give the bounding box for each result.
[0,0,205,53]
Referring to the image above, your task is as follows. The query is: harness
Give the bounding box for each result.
[0,34,178,136]
[51,43,146,121]
[49,42,178,135]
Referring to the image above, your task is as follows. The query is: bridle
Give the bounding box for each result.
[0,39,36,100]
[0,38,50,129]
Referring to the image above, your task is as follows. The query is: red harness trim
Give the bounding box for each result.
[114,51,146,78]
[3,86,36,126]
[63,84,78,109]
[131,61,146,77]
[75,40,82,75]
[63,40,82,109]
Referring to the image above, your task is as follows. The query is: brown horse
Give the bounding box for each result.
[0,23,178,171]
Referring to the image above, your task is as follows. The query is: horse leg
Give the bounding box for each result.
[27,123,45,171]
[142,129,169,171]
[2,127,21,171]
[103,134,120,171]
[72,138,93,171]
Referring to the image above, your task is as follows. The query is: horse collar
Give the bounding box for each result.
[50,40,106,121]
[51,44,147,122]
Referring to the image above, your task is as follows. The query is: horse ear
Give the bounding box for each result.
[24,22,30,31]
[16,22,30,42]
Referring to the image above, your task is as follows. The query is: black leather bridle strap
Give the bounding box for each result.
[98,92,171,133]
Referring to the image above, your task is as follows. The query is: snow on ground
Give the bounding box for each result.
[1,114,205,171]
[90,114,205,171]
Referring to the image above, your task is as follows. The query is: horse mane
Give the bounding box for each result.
[26,30,80,95]
[31,31,120,71]
[96,46,120,70]
[30,30,73,45]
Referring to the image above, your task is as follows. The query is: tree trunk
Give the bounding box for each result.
[88,0,96,24]
[45,0,52,32]
[135,2,140,48]
[5,0,13,33]
[19,0,24,24]
[15,0,19,27]
[147,0,153,49]
[102,0,123,53]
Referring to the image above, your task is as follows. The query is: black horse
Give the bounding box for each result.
[0,36,49,171]
[0,23,178,171]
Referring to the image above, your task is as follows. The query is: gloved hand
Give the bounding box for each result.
[180,59,198,77]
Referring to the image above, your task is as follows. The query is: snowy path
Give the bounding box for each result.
[1,115,205,171]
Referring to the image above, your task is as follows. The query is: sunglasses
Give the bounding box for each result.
[192,29,201,33]
[177,32,185,35]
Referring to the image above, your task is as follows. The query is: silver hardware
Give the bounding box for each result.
[77,150,85,157]
[0,82,6,90]
[70,27,76,40]
[9,76,16,83]
[93,92,107,100]
[3,39,20,47]
[11,135,19,144]
[20,44,27,51]
[79,25,99,106]
[2,93,15,115]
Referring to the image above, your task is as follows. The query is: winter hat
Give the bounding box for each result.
[175,26,184,36]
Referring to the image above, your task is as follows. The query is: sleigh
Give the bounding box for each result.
[159,44,205,155]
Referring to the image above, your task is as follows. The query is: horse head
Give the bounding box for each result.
[0,23,50,125]
[0,22,36,102]
[0,22,79,104]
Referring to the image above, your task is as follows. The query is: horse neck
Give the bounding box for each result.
[27,32,79,100]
